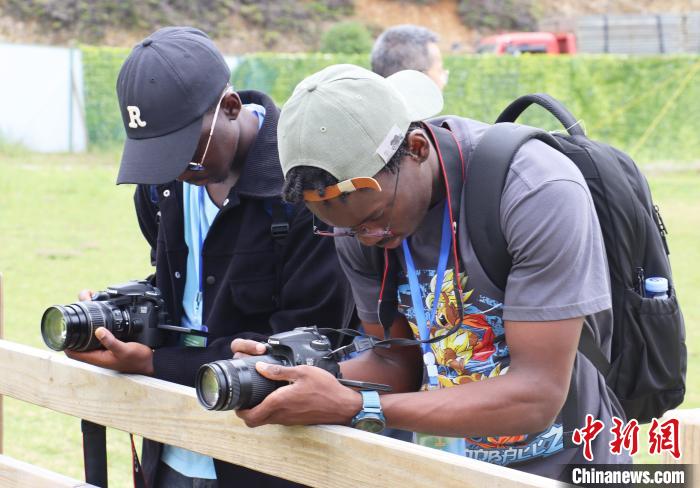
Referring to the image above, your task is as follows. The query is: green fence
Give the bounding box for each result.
[81,45,130,149]
[82,47,700,162]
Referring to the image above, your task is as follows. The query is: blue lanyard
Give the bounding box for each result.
[402,204,452,356]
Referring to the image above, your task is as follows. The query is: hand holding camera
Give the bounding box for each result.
[235,359,363,429]
[68,290,152,372]
[215,329,363,428]
[40,280,205,375]
[197,327,343,411]
[64,327,156,375]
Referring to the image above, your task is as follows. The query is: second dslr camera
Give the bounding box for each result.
[196,327,341,411]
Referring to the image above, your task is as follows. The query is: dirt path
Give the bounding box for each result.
[352,0,477,52]
[1,0,698,52]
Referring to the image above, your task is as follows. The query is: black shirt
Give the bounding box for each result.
[133,90,354,487]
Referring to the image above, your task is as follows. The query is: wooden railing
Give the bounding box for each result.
[0,454,94,488]
[0,275,696,487]
[0,337,563,488]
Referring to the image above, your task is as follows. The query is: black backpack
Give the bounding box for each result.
[467,93,686,424]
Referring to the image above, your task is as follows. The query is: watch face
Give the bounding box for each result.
[355,417,385,433]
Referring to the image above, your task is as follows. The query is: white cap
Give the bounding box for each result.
[278,64,444,181]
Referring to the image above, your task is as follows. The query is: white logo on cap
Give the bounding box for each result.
[126,106,147,129]
[376,125,404,164]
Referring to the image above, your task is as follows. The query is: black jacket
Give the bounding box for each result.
[134,91,355,487]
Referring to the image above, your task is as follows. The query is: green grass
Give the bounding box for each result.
[0,150,150,487]
[0,153,698,482]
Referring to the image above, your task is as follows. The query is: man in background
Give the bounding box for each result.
[371,24,449,90]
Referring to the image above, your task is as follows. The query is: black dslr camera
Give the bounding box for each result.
[41,280,174,352]
[196,327,342,411]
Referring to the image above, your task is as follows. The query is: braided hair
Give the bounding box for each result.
[282,122,421,204]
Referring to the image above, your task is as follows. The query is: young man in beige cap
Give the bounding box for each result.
[231,64,631,481]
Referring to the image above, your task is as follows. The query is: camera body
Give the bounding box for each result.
[266,327,341,375]
[41,280,169,352]
[196,326,340,411]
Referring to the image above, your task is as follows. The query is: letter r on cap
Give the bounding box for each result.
[127,106,147,128]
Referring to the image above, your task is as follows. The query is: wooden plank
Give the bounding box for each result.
[0,454,94,487]
[661,409,700,465]
[0,340,558,488]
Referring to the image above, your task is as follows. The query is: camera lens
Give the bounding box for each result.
[198,364,224,409]
[41,307,68,351]
[195,356,284,411]
[40,301,114,352]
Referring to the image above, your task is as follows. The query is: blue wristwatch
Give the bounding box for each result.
[351,390,386,433]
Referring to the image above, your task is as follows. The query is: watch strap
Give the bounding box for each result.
[360,390,381,411]
[352,390,386,429]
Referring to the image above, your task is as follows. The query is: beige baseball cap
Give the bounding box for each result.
[278,64,443,184]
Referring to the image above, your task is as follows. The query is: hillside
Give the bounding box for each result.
[0,0,698,53]
[355,0,700,53]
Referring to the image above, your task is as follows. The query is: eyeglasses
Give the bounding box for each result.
[187,86,231,172]
[313,165,401,238]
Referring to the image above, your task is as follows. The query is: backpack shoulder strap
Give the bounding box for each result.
[469,121,613,441]
[269,198,291,241]
[465,122,562,290]
[266,198,295,302]
[579,326,612,375]
[467,120,611,374]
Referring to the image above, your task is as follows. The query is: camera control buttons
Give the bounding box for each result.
[310,339,329,351]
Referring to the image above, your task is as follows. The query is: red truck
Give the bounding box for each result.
[476,32,577,55]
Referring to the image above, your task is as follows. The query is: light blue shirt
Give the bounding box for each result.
[161,103,266,479]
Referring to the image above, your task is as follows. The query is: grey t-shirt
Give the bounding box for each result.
[335,117,631,480]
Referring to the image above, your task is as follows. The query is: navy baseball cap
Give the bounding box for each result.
[116,27,230,184]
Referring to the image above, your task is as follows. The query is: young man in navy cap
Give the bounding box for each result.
[67,27,354,487]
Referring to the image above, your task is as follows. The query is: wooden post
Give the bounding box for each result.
[0,272,4,455]
[661,408,700,464]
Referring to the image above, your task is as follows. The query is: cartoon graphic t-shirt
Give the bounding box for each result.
[335,117,631,479]
[395,199,564,465]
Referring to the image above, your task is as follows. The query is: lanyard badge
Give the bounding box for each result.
[403,205,455,389]
[378,123,468,389]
